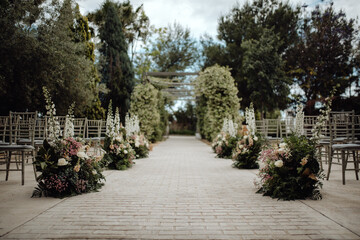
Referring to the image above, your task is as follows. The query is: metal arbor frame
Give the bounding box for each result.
[143,72,199,101]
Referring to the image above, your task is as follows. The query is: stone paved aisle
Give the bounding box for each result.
[1,136,360,240]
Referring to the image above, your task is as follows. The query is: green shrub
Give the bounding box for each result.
[130,83,161,142]
[196,65,241,141]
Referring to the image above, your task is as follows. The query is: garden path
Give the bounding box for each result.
[1,135,360,239]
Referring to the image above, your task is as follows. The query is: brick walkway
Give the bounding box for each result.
[1,136,360,239]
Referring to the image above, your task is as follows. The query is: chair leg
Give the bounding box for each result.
[326,149,333,180]
[316,147,323,171]
[353,151,359,181]
[342,150,347,185]
[5,151,11,181]
[21,151,25,185]
[32,150,37,180]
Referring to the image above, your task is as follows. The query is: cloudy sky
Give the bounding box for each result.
[77,0,360,39]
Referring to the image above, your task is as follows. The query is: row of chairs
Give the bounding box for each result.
[255,111,360,184]
[0,112,107,185]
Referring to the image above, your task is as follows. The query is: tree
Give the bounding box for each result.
[134,23,199,78]
[195,65,241,141]
[99,1,134,123]
[0,0,95,116]
[241,28,291,117]
[287,3,359,114]
[88,0,150,62]
[72,4,106,119]
[201,0,300,113]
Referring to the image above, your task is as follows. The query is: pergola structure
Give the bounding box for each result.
[143,72,199,100]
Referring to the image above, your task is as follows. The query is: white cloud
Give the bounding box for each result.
[77,0,360,39]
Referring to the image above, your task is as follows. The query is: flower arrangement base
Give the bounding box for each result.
[102,135,135,171]
[32,138,105,198]
[232,134,262,169]
[256,135,323,201]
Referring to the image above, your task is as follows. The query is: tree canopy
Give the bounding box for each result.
[99,1,134,123]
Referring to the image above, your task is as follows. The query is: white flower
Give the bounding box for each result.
[135,139,140,147]
[115,136,123,142]
[238,144,244,149]
[254,136,258,141]
[244,135,248,139]
[274,160,284,168]
[77,151,89,159]
[57,158,68,166]
[92,170,97,175]
[279,143,287,149]
[124,150,128,154]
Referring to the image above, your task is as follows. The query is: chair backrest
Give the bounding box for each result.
[73,118,86,137]
[329,111,355,143]
[279,117,295,138]
[265,119,280,138]
[354,115,360,140]
[255,119,266,136]
[35,118,46,140]
[303,115,318,138]
[101,120,107,137]
[85,119,102,138]
[9,111,37,145]
[0,116,9,142]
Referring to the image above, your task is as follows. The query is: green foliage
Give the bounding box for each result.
[155,91,169,141]
[241,28,291,114]
[0,0,95,116]
[134,24,199,79]
[87,0,150,62]
[196,65,241,141]
[130,83,161,142]
[72,4,106,119]
[171,101,197,133]
[257,134,323,200]
[212,133,238,159]
[32,138,105,198]
[287,3,359,114]
[99,1,134,123]
[102,135,135,170]
[232,133,263,169]
[201,0,300,113]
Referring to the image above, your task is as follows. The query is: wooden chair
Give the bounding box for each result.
[0,112,36,185]
[84,119,103,154]
[326,111,360,184]
[73,118,86,138]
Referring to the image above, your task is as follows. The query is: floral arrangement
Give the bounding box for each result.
[212,117,239,158]
[256,134,323,200]
[311,87,336,142]
[232,104,263,169]
[33,90,104,198]
[43,87,61,140]
[232,131,262,169]
[33,138,105,198]
[63,102,75,138]
[125,114,150,159]
[256,105,323,200]
[102,103,135,170]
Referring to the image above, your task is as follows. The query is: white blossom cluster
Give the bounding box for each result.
[113,107,121,136]
[295,104,304,136]
[125,113,140,137]
[105,102,115,138]
[63,102,75,138]
[311,89,335,142]
[245,103,256,136]
[221,117,238,138]
[43,87,61,140]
